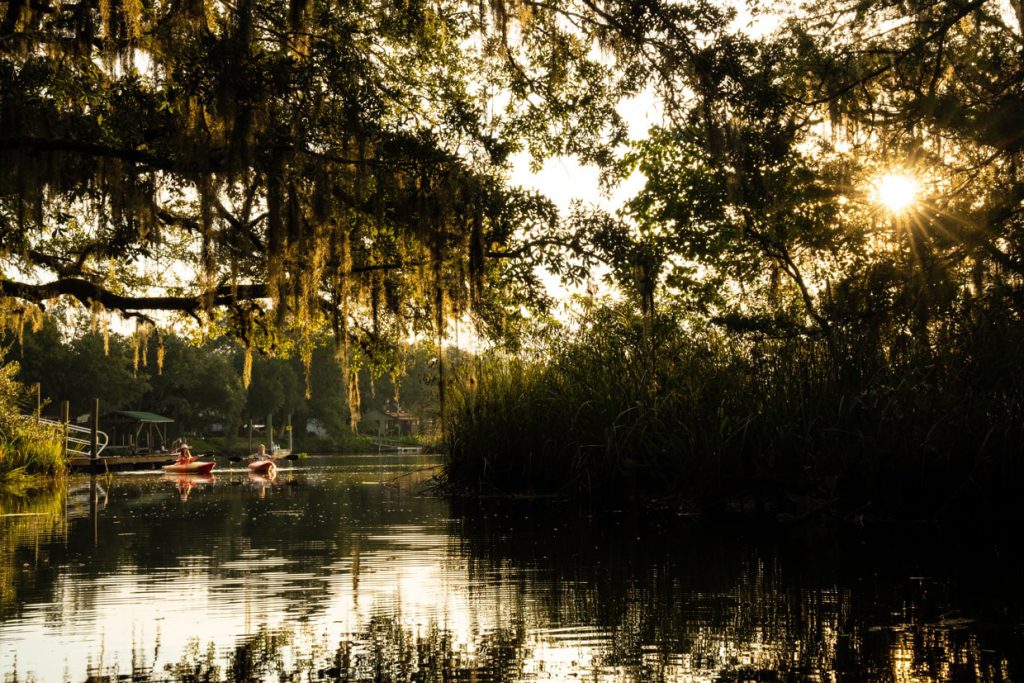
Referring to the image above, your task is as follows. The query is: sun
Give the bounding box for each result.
[872,172,920,215]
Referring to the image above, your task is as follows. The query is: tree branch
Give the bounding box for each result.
[0,277,269,314]
[0,135,217,174]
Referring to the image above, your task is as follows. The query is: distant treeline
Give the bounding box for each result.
[3,320,441,451]
[445,302,1024,520]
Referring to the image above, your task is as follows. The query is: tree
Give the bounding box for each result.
[301,343,347,438]
[601,34,851,342]
[245,354,303,435]
[0,0,653,380]
[143,334,245,435]
[6,318,148,417]
[786,0,1024,300]
[565,0,1024,372]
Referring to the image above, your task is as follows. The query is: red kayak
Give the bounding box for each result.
[247,460,276,477]
[162,459,215,474]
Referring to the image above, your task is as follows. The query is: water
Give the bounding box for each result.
[1,454,1022,681]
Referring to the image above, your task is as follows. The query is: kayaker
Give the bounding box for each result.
[252,443,271,461]
[176,443,193,463]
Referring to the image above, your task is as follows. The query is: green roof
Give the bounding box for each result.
[112,410,175,423]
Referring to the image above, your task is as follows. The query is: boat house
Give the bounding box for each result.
[103,411,175,454]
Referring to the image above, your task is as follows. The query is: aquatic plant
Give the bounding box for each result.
[444,302,1024,518]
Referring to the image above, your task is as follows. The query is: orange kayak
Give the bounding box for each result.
[247,460,276,476]
[162,460,215,474]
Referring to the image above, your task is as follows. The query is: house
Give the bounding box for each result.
[360,401,421,436]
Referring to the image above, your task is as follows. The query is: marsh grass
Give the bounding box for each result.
[445,305,1024,518]
[0,424,66,484]
[0,358,67,486]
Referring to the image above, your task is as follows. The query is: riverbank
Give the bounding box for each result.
[0,363,67,491]
[444,306,1024,521]
[0,421,66,492]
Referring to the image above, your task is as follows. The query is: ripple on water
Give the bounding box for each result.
[2,460,1023,682]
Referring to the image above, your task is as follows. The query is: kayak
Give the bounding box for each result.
[247,460,276,477]
[162,459,215,474]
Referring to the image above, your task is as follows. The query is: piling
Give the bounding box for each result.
[91,398,100,462]
[60,400,70,458]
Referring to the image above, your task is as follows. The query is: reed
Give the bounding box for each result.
[444,304,1024,517]
[0,358,67,485]
[0,425,66,482]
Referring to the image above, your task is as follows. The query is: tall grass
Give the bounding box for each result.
[445,304,1024,517]
[0,422,66,486]
[0,358,67,486]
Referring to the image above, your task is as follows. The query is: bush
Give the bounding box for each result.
[0,358,67,484]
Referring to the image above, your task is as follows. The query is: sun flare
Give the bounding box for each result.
[873,172,919,215]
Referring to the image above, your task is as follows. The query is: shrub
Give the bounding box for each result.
[0,358,67,484]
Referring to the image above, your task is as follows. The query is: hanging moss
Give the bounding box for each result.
[135,321,151,368]
[2,304,43,352]
[243,346,253,389]
[1,0,612,428]
[347,367,361,431]
[156,330,165,374]
[199,174,217,312]
[132,331,139,373]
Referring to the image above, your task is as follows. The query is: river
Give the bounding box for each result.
[1,454,1021,681]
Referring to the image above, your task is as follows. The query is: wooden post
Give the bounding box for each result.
[60,400,70,458]
[287,414,293,453]
[267,413,273,450]
[91,398,100,461]
[89,474,97,544]
[248,415,253,453]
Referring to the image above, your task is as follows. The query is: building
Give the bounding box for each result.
[102,411,175,454]
[361,402,421,436]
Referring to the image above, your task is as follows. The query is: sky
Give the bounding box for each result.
[510,91,662,215]
[505,91,663,306]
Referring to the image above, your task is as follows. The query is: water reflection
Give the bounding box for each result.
[167,473,217,502]
[0,487,65,619]
[1,456,1021,681]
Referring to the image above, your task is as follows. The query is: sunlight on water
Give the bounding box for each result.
[1,455,1021,681]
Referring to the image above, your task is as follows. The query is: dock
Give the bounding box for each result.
[27,404,184,472]
[371,441,424,454]
[69,453,176,472]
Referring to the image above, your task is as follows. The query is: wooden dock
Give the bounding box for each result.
[69,453,176,472]
[370,441,424,454]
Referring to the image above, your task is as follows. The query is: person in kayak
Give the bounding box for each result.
[176,443,193,463]
[252,443,271,461]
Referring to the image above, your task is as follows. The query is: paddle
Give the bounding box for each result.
[228,452,297,462]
